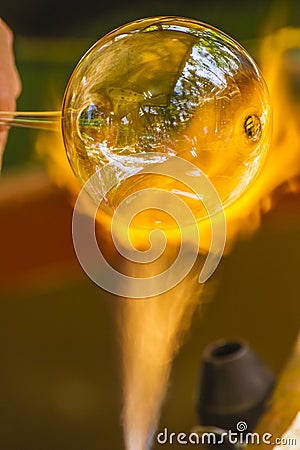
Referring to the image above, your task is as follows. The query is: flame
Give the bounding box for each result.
[36,26,300,450]
[37,24,300,249]
[117,255,205,450]
[223,27,300,246]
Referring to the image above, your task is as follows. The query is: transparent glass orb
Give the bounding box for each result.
[62,16,272,218]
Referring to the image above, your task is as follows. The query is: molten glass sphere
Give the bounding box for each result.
[62,16,271,217]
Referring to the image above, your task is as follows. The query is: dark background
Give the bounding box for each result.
[0,0,279,38]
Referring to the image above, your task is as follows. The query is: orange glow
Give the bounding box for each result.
[36,26,300,450]
[224,27,300,247]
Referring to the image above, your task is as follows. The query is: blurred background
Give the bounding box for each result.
[0,0,300,448]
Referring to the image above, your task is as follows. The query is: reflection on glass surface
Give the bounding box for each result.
[62,17,271,218]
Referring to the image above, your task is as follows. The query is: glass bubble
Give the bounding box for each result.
[62,16,272,219]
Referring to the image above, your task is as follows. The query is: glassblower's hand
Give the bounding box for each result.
[0,19,21,170]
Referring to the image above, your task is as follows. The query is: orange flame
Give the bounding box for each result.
[37,27,300,249]
[223,27,300,247]
[36,26,300,450]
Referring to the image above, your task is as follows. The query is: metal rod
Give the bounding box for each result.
[0,111,61,131]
